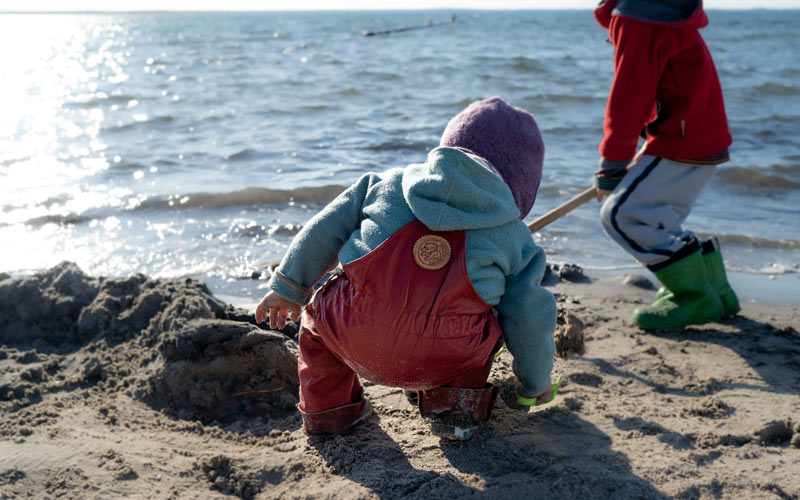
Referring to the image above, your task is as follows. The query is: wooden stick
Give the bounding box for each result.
[526,186,596,233]
[527,146,648,234]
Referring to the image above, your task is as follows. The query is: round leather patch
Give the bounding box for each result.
[412,235,451,270]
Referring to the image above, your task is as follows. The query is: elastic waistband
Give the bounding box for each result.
[669,149,730,165]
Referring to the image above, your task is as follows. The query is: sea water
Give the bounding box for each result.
[1,10,798,304]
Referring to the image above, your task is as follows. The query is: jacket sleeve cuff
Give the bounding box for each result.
[594,173,623,191]
[597,157,630,175]
[594,157,630,190]
[268,270,313,305]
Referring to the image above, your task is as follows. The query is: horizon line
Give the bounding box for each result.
[2,7,800,13]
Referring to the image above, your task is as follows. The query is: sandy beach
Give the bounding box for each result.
[1,262,798,499]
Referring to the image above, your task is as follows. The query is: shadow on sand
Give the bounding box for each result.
[647,315,800,395]
[308,405,668,500]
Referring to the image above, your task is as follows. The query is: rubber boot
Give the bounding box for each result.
[656,240,740,317]
[419,384,498,441]
[403,389,419,406]
[633,250,723,330]
[701,239,741,316]
[298,398,372,436]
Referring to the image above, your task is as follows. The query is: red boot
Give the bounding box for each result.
[298,398,373,436]
[419,384,498,441]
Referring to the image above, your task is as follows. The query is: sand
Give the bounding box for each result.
[1,262,798,499]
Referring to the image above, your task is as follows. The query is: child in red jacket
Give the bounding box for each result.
[593,0,740,330]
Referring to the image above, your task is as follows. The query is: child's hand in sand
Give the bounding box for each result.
[255,291,301,330]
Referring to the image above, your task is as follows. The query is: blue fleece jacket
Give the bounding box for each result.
[268,147,556,396]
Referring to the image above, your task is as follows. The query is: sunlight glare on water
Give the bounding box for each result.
[0,15,125,224]
[0,11,797,302]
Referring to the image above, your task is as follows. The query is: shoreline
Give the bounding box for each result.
[212,265,800,314]
[578,267,800,305]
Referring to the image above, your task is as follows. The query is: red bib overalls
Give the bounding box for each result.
[296,220,503,434]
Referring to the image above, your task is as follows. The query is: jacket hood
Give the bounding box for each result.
[402,147,521,231]
[594,0,708,30]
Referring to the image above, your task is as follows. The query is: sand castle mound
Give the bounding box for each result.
[151,318,299,422]
[0,262,298,423]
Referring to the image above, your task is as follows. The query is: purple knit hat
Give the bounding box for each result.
[440,97,544,218]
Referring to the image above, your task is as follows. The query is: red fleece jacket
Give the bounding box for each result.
[594,0,732,163]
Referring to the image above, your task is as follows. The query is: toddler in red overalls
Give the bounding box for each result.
[256,97,557,440]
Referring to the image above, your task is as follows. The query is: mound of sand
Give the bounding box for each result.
[0,262,298,429]
[1,262,799,499]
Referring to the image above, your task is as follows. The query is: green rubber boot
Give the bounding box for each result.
[655,243,740,317]
[633,250,723,330]
[702,246,741,317]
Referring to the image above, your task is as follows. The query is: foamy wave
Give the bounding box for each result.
[133,185,345,211]
[17,186,346,227]
[558,260,799,276]
[577,263,642,272]
[707,233,800,251]
[231,222,303,238]
[65,93,140,108]
[728,263,800,276]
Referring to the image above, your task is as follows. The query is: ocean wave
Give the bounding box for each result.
[65,93,141,109]
[232,222,303,238]
[526,93,600,104]
[535,185,568,196]
[774,163,800,177]
[133,185,346,211]
[15,186,347,227]
[0,156,31,168]
[728,263,800,276]
[732,113,800,125]
[110,161,148,171]
[573,263,641,272]
[224,149,259,162]
[751,82,800,96]
[154,158,181,167]
[22,214,95,227]
[355,70,401,81]
[365,141,431,152]
[713,166,800,191]
[102,115,175,133]
[103,122,137,133]
[470,55,548,74]
[431,97,479,110]
[336,88,361,97]
[578,261,799,276]
[302,103,333,112]
[702,233,800,251]
[506,56,549,74]
[543,126,581,136]
[778,68,800,78]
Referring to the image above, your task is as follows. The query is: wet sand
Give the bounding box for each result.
[1,262,798,499]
